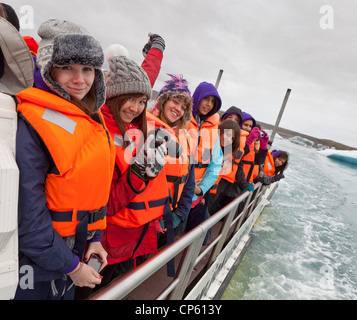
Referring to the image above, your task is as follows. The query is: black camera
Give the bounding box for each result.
[152,127,183,158]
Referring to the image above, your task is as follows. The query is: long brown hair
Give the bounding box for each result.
[106,93,148,147]
[275,151,289,175]
[218,119,241,154]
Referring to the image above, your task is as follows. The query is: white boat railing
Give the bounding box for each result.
[92,182,275,300]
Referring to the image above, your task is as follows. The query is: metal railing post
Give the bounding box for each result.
[207,202,238,268]
[235,191,253,232]
[168,232,206,300]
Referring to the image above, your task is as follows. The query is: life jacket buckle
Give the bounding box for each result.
[87,207,105,224]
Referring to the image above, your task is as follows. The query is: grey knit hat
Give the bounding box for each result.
[105,44,151,100]
[36,19,105,110]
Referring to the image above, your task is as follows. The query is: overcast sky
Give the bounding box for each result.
[10,0,357,148]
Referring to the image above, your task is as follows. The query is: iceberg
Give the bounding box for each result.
[318,149,357,166]
[289,136,314,147]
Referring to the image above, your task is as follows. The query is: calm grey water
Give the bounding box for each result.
[222,135,357,300]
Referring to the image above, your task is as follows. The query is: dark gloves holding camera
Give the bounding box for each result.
[142,33,166,57]
[131,129,168,181]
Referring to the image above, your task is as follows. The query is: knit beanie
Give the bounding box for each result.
[36,19,105,110]
[152,74,192,124]
[105,44,152,100]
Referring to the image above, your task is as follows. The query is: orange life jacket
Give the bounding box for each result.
[241,135,260,183]
[221,128,248,184]
[239,129,248,153]
[263,150,276,177]
[146,112,192,209]
[210,148,244,194]
[104,110,171,228]
[187,113,220,180]
[16,88,116,237]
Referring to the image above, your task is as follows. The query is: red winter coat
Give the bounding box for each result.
[101,47,164,265]
[141,48,163,87]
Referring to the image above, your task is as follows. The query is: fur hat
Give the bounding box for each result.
[152,74,192,124]
[36,19,105,110]
[105,44,152,100]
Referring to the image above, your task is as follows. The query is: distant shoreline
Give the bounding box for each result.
[258,121,357,151]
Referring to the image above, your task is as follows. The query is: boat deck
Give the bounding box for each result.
[90,183,277,300]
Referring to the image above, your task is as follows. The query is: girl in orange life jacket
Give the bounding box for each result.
[14,19,115,300]
[99,44,169,286]
[150,74,195,236]
[209,108,252,210]
[185,82,223,231]
[207,119,242,215]
[241,112,269,183]
[254,150,289,185]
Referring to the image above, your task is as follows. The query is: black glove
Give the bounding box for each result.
[142,33,165,57]
[254,175,273,185]
[131,129,167,181]
[272,173,285,182]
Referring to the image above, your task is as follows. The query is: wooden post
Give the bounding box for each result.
[269,88,291,148]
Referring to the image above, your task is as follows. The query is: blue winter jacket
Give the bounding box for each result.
[16,113,82,282]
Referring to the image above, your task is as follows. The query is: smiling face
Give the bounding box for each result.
[119,95,147,123]
[241,119,254,133]
[198,95,215,116]
[275,156,286,167]
[52,64,95,101]
[162,98,187,125]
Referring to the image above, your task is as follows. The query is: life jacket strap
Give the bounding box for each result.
[126,197,169,210]
[50,207,106,223]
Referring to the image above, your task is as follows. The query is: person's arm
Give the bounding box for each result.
[235,162,250,192]
[16,115,77,274]
[173,165,195,223]
[106,163,145,215]
[195,137,223,196]
[141,33,165,87]
[255,148,268,165]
